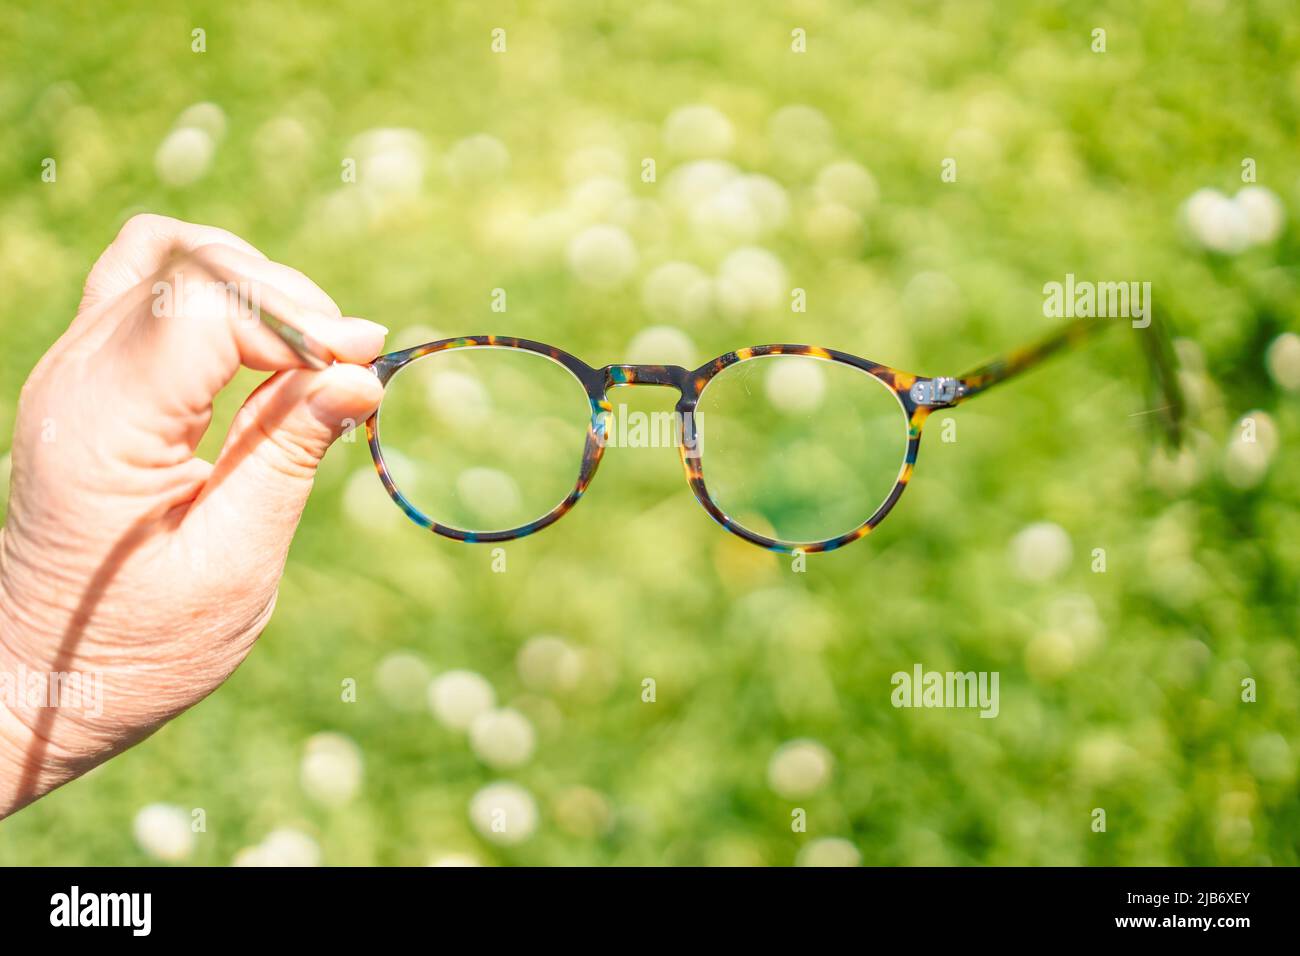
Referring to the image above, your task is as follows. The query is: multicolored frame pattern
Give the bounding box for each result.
[364,319,1136,553]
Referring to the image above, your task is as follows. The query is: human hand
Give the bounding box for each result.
[0,214,386,817]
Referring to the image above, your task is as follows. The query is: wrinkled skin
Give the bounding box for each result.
[0,215,386,817]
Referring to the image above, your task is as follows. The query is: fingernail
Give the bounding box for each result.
[345,316,388,336]
[306,364,383,425]
[297,313,387,364]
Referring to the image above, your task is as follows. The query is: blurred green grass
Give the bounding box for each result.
[0,0,1297,865]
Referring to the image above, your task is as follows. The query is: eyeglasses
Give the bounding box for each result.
[258,308,1178,553]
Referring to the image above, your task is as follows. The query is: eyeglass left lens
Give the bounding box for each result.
[375,346,591,534]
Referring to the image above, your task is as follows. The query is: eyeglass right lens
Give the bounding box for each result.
[694,354,910,546]
[375,346,592,534]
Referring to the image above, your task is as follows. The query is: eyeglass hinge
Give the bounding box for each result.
[909,377,964,407]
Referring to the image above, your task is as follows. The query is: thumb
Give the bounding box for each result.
[187,362,384,559]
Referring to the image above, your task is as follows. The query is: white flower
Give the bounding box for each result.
[1148,442,1202,495]
[457,467,523,524]
[155,126,215,187]
[176,101,227,142]
[764,358,826,414]
[1009,522,1073,582]
[1265,332,1300,392]
[427,368,491,427]
[235,827,321,867]
[739,174,791,233]
[767,739,833,798]
[346,127,429,200]
[310,187,369,239]
[231,846,263,867]
[1224,410,1278,489]
[766,105,835,173]
[567,224,638,288]
[133,804,195,862]
[716,246,787,316]
[470,782,539,845]
[261,828,322,866]
[814,161,879,212]
[429,670,496,730]
[626,325,697,367]
[300,732,363,808]
[690,178,763,244]
[427,852,483,867]
[1075,734,1136,787]
[444,134,510,186]
[796,837,861,867]
[1248,733,1293,783]
[1182,188,1250,254]
[375,652,433,712]
[525,208,583,262]
[802,202,863,249]
[469,708,536,769]
[1025,630,1078,682]
[567,176,629,223]
[1045,593,1103,649]
[663,160,740,212]
[516,635,584,693]
[642,261,713,324]
[254,115,312,165]
[553,786,614,838]
[663,104,735,159]
[1235,186,1284,244]
[612,196,670,242]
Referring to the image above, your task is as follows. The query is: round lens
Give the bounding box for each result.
[695,354,908,544]
[375,346,592,533]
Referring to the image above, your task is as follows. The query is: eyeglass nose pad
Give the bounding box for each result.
[588,395,614,447]
[677,398,703,460]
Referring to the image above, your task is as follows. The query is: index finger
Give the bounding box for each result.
[80,213,269,311]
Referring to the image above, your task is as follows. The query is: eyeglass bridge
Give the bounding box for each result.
[603,365,690,389]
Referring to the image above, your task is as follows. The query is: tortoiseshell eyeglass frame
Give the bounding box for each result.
[361,318,1163,554]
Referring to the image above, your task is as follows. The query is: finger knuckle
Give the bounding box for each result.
[117,212,170,243]
[246,411,326,481]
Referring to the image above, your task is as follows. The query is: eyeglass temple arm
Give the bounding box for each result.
[950,318,1108,405]
[941,315,1186,445]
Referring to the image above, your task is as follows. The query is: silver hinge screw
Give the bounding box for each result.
[910,377,962,406]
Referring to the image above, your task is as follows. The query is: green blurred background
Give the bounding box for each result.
[1,0,1297,865]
